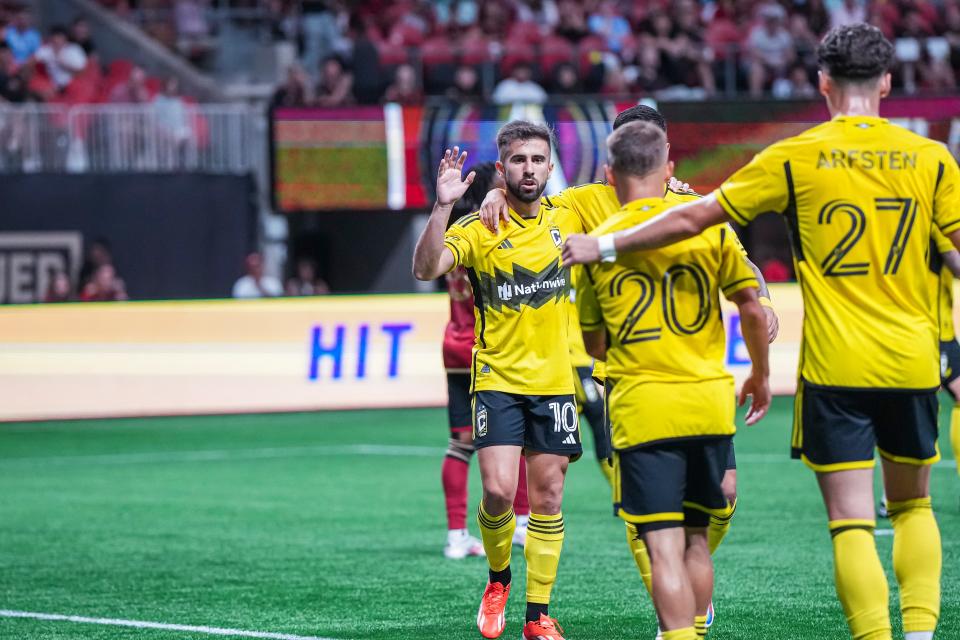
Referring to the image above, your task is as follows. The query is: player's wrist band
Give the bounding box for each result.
[598,234,617,263]
[759,297,774,309]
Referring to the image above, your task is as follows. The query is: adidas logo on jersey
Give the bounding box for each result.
[497,239,514,250]
[562,434,577,445]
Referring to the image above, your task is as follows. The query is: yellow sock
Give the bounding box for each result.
[625,522,653,596]
[694,614,708,637]
[829,520,891,640]
[707,498,737,555]
[661,627,698,640]
[525,512,564,604]
[952,403,960,477]
[599,457,615,487]
[478,502,515,573]
[888,497,941,633]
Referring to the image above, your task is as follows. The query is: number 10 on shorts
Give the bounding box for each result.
[549,401,578,433]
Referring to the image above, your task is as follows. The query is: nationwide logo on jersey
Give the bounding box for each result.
[477,260,570,311]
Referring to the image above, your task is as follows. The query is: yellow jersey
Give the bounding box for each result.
[931,228,956,342]
[576,197,758,448]
[566,267,594,368]
[717,114,960,390]
[546,181,753,381]
[444,204,582,395]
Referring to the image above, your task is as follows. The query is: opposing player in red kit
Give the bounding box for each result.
[442,163,531,559]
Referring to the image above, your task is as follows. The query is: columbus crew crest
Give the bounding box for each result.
[476,405,488,437]
[550,227,562,248]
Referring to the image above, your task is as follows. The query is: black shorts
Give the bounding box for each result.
[941,340,960,394]
[473,390,582,458]
[614,437,731,533]
[792,379,940,471]
[447,372,472,433]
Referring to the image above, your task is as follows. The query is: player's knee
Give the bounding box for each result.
[528,480,563,514]
[482,482,516,514]
[445,437,475,463]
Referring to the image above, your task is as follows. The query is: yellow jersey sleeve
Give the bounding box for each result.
[443,212,480,271]
[933,226,955,255]
[933,148,960,236]
[574,265,604,332]
[715,146,791,225]
[718,226,760,299]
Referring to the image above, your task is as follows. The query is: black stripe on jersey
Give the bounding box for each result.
[721,277,756,294]
[782,161,805,262]
[445,240,463,266]
[717,187,748,225]
[543,195,555,208]
[453,213,481,228]
[935,161,946,195]
[466,267,486,394]
[929,238,945,275]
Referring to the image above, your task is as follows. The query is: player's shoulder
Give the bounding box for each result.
[449,210,485,230]
[664,187,702,204]
[591,200,668,236]
[546,181,612,205]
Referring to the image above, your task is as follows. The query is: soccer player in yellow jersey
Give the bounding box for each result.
[478,104,776,630]
[413,121,582,640]
[564,24,960,640]
[575,121,771,640]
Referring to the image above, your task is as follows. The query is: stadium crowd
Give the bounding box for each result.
[261,0,960,106]
[0,5,191,106]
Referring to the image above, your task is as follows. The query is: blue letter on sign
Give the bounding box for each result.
[726,315,750,366]
[381,323,413,378]
[309,325,345,380]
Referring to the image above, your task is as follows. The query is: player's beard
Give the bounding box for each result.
[506,176,547,204]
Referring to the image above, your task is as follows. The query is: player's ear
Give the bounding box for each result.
[604,163,616,187]
[878,73,892,98]
[495,160,504,177]
[817,70,830,98]
[666,159,675,180]
[665,141,671,159]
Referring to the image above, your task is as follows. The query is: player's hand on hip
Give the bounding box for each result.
[480,187,510,233]
[739,372,770,426]
[562,234,601,265]
[763,306,779,343]
[436,147,475,207]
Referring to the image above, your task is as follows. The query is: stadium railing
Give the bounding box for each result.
[0,103,265,175]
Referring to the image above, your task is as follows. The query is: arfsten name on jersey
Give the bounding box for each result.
[816,149,918,170]
[475,261,569,311]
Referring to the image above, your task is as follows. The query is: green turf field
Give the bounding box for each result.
[0,396,957,640]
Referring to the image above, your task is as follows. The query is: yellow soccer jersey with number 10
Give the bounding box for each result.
[717,115,960,390]
[576,197,758,449]
[444,204,582,395]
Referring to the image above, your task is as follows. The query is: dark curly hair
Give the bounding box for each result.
[451,161,499,218]
[613,104,667,133]
[817,24,894,83]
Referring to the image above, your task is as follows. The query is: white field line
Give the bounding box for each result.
[0,609,340,640]
[0,445,954,469]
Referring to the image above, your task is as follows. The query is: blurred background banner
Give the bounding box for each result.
[270,97,960,212]
[0,283,803,422]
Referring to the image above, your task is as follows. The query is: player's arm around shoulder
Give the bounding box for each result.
[413,147,476,281]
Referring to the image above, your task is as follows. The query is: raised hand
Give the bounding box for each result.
[436,146,476,207]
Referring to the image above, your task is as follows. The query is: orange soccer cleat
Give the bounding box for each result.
[476,581,510,638]
[520,613,565,640]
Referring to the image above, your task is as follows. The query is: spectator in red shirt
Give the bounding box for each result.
[81,264,128,301]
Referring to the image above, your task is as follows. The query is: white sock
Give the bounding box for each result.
[515,514,529,528]
[447,528,468,542]
[905,632,934,640]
